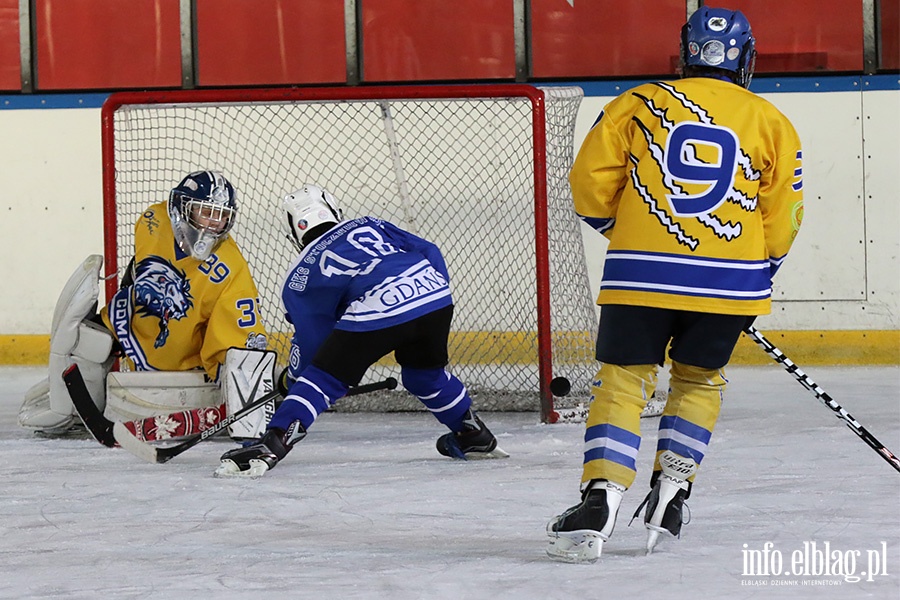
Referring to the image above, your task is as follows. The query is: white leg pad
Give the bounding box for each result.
[48,322,114,420]
[222,348,277,439]
[20,255,107,432]
[104,370,219,422]
[49,255,103,357]
[73,320,115,363]
[47,255,107,419]
[17,377,73,432]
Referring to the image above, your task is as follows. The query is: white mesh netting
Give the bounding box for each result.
[105,85,598,415]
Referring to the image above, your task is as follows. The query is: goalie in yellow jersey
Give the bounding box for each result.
[547,8,804,562]
[19,171,270,437]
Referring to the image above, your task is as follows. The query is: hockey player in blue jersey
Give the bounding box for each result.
[215,184,507,477]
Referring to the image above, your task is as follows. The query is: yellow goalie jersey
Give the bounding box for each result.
[100,202,267,379]
[571,77,804,316]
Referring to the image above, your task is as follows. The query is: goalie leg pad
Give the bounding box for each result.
[104,370,219,422]
[39,255,107,428]
[222,348,277,439]
[17,377,74,432]
[49,255,103,358]
[48,321,115,419]
[20,323,114,434]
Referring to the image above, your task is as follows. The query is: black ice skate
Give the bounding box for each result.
[436,410,508,460]
[546,480,625,563]
[632,449,697,553]
[214,420,306,478]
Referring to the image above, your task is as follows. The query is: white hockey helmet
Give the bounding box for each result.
[282,184,343,252]
[168,170,238,261]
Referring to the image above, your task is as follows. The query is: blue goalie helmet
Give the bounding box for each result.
[168,170,238,261]
[681,7,756,88]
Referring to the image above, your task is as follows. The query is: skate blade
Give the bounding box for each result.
[645,526,669,554]
[546,531,602,563]
[213,458,270,479]
[463,445,510,460]
[31,423,86,438]
[640,399,666,418]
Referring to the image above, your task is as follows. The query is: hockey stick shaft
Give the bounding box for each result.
[64,364,116,447]
[744,326,900,473]
[115,376,399,464]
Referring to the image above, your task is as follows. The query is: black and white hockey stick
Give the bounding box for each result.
[744,326,900,474]
[112,375,399,464]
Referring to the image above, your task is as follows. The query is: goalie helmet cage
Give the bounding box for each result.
[100,84,598,422]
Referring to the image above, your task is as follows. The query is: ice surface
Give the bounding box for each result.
[1,365,898,599]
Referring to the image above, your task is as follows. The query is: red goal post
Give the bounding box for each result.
[100,84,597,422]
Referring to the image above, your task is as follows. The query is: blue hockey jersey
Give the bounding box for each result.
[281,217,453,373]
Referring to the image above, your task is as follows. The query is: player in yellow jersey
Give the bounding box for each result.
[19,171,269,436]
[547,8,804,562]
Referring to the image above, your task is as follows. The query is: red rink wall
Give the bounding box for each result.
[0,0,894,91]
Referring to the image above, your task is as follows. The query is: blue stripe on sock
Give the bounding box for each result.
[585,423,641,447]
[583,446,637,471]
[659,415,712,444]
[656,438,706,464]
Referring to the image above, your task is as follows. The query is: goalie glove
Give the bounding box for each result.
[214,420,306,478]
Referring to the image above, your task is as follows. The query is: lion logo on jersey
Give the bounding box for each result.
[133,255,193,348]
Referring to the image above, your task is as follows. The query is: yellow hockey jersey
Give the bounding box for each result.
[571,77,804,316]
[100,202,267,379]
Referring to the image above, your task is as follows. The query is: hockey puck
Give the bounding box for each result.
[386,376,399,390]
[550,376,571,397]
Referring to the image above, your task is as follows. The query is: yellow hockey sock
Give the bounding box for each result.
[653,361,727,481]
[582,363,658,490]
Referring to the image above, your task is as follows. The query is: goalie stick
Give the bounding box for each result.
[64,363,399,463]
[63,364,116,447]
[744,326,900,474]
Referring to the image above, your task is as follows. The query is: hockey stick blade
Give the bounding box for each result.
[114,376,400,464]
[745,326,900,474]
[63,364,117,447]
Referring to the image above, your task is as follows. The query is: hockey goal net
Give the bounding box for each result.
[101,84,597,421]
